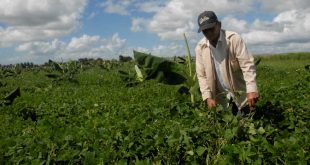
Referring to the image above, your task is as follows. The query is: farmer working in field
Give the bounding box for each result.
[195,11,259,115]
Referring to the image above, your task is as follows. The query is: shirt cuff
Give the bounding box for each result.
[246,84,258,93]
[202,91,212,101]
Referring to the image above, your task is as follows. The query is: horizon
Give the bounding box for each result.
[1,51,309,66]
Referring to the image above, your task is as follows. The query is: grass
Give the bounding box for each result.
[256,52,310,69]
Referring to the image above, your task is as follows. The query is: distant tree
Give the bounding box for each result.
[119,55,132,62]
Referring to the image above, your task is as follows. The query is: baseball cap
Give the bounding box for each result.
[197,11,218,33]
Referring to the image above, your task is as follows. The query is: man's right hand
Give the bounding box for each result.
[204,98,216,110]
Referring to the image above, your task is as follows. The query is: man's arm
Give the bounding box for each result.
[232,35,259,107]
[195,45,216,109]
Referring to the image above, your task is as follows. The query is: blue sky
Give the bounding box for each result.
[0,0,310,64]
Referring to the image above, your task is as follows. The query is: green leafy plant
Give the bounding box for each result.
[0,53,309,164]
[1,87,20,106]
[130,33,200,104]
[182,33,200,104]
[45,60,80,83]
[133,50,186,84]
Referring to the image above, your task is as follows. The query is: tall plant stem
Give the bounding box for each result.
[183,33,192,77]
[183,33,195,103]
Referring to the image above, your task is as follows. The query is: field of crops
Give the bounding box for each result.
[0,52,309,164]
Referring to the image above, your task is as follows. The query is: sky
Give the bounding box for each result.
[0,0,310,65]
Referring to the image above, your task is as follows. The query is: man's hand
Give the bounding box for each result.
[204,98,216,110]
[247,92,259,107]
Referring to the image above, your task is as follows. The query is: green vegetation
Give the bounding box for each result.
[0,52,309,164]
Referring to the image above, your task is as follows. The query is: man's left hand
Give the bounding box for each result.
[247,92,259,108]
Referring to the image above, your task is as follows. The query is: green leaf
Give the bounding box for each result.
[223,114,233,123]
[3,87,20,105]
[49,60,63,72]
[186,150,194,156]
[257,127,265,134]
[196,146,207,156]
[224,127,238,140]
[133,50,186,85]
[134,65,144,82]
[249,136,259,143]
[57,149,79,161]
[248,123,256,135]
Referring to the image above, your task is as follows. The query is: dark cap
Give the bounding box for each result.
[197,11,218,33]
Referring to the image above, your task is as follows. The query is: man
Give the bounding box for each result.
[195,11,259,115]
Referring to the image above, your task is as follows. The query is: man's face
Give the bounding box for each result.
[202,22,221,42]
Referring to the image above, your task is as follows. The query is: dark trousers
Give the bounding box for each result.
[231,102,250,116]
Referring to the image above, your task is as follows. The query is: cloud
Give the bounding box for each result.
[136,1,165,13]
[258,0,310,12]
[67,35,101,52]
[150,43,185,56]
[87,12,97,20]
[142,0,253,40]
[100,33,127,53]
[249,41,310,55]
[130,42,188,57]
[16,39,66,55]
[146,1,196,40]
[16,33,127,62]
[0,0,87,47]
[131,17,146,32]
[135,0,310,54]
[222,16,249,33]
[100,0,134,15]
[243,9,310,45]
[102,0,254,40]
[100,0,165,15]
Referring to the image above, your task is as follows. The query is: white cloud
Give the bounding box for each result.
[136,1,165,13]
[222,16,249,33]
[139,0,310,54]
[243,8,310,45]
[131,42,188,57]
[0,0,86,26]
[258,0,310,12]
[102,0,254,40]
[16,39,66,55]
[151,43,185,56]
[100,0,165,15]
[87,12,97,20]
[99,33,126,53]
[0,0,87,47]
[100,0,134,15]
[251,19,283,32]
[0,26,74,48]
[131,17,146,32]
[16,33,127,62]
[143,0,253,40]
[249,41,310,55]
[146,1,195,40]
[67,35,101,52]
